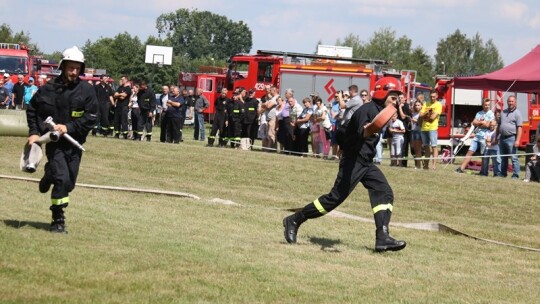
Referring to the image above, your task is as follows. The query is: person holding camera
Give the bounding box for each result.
[419,90,442,170]
[338,85,362,126]
[397,93,412,167]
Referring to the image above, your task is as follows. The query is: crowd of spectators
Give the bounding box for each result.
[4,72,538,182]
[0,73,43,110]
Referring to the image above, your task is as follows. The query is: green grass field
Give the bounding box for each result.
[1,127,539,303]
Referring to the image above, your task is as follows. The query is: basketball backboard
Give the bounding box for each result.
[145,45,173,65]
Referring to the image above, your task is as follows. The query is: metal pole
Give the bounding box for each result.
[44,116,86,151]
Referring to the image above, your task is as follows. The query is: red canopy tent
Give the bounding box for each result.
[454,44,540,92]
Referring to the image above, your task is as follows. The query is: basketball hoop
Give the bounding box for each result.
[145,46,172,66]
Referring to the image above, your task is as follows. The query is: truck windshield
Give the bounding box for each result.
[0,56,28,74]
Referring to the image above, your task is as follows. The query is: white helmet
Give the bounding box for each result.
[59,46,85,74]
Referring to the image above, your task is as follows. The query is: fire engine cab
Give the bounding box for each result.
[0,42,58,84]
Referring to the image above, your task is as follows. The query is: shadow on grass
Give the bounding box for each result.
[309,237,342,252]
[3,219,50,231]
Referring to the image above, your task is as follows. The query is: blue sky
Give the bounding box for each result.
[3,0,540,73]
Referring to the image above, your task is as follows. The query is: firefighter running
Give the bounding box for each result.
[26,46,98,233]
[282,77,407,252]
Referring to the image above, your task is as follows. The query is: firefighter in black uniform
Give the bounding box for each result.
[225,89,238,147]
[243,89,258,148]
[113,75,131,139]
[230,88,246,148]
[283,77,407,252]
[136,80,156,141]
[92,74,113,136]
[26,46,98,233]
[177,89,189,142]
[207,88,229,147]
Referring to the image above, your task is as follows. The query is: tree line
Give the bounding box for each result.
[1,8,503,89]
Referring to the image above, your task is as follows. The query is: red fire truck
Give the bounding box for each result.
[178,50,431,121]
[0,42,59,84]
[433,75,540,148]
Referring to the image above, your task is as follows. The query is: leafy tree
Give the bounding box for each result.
[0,23,40,54]
[42,51,62,63]
[156,8,252,60]
[434,29,503,76]
[407,47,433,84]
[336,28,433,83]
[82,32,146,84]
[470,34,504,74]
[81,31,224,91]
[335,34,365,58]
[83,37,116,74]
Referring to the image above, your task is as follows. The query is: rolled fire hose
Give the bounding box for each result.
[19,131,60,173]
[0,111,85,151]
[0,109,28,137]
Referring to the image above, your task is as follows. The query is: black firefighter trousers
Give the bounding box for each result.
[42,142,82,205]
[95,101,110,134]
[114,104,129,137]
[209,111,226,144]
[299,154,394,228]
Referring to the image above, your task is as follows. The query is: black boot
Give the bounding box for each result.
[146,135,152,142]
[283,212,307,244]
[49,203,68,234]
[207,137,215,147]
[375,225,406,252]
[374,209,405,252]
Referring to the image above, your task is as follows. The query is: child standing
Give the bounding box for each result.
[388,113,405,166]
[480,120,500,176]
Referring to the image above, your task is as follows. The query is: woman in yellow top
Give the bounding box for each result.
[420,90,442,169]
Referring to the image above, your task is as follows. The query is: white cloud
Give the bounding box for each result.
[528,12,540,28]
[498,1,528,21]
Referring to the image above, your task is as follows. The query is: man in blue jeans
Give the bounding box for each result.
[456,98,494,173]
[193,87,209,141]
[498,95,523,178]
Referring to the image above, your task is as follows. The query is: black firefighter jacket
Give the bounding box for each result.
[27,76,98,145]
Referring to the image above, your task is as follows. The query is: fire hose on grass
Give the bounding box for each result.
[3,110,538,252]
[0,173,537,252]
